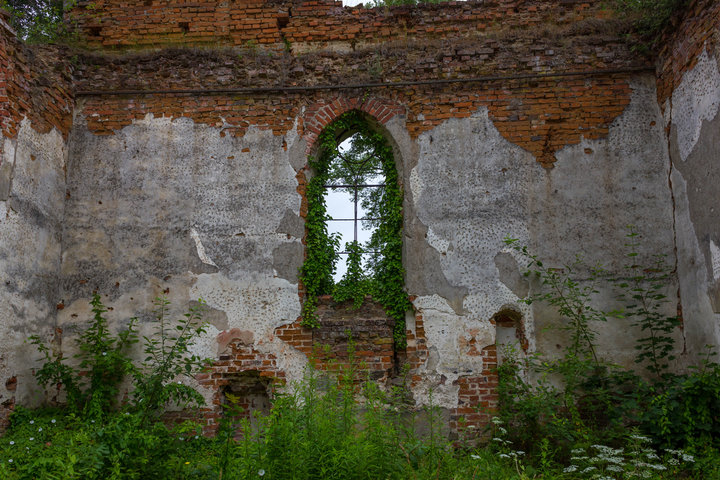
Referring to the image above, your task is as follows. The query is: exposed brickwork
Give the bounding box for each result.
[190,336,286,435]
[656,0,720,107]
[69,0,620,52]
[303,96,405,154]
[77,75,633,167]
[451,345,498,432]
[275,296,395,382]
[0,11,73,145]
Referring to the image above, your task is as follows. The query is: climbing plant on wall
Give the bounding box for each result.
[300,110,411,347]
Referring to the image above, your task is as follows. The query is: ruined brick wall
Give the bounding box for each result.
[0,12,73,143]
[70,0,616,51]
[0,0,698,435]
[0,11,74,431]
[656,0,720,107]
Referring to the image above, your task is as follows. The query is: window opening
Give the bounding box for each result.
[300,110,412,347]
[325,133,385,281]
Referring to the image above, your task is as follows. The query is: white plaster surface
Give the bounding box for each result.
[61,113,308,386]
[410,107,534,406]
[0,119,66,407]
[711,240,720,282]
[671,48,720,162]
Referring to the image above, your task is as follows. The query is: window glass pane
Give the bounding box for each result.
[356,223,375,245]
[334,254,348,282]
[325,188,354,220]
[327,220,354,249]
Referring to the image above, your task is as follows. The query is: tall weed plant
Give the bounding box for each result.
[500,228,720,457]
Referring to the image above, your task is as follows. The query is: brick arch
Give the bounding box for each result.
[302,95,406,154]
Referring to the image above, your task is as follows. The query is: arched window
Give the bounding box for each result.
[300,111,410,346]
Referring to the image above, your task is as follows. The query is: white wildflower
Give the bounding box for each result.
[29,437,33,441]
[258,469,265,477]
[607,465,624,472]
[581,466,596,473]
[29,421,34,425]
[499,453,510,459]
[38,427,42,432]
[9,441,14,445]
[563,465,578,473]
[51,419,56,424]
[8,459,12,463]
[571,448,585,455]
[470,454,480,460]
[681,453,695,463]
[630,434,651,442]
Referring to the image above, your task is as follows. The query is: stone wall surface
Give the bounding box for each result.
[659,0,720,359]
[0,0,716,433]
[0,13,73,428]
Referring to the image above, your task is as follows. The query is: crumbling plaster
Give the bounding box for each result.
[404,75,676,408]
[0,119,67,409]
[667,45,720,359]
[59,112,310,404]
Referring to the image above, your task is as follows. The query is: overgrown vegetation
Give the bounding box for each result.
[1,0,67,42]
[496,229,720,474]
[300,110,411,347]
[30,294,210,421]
[611,0,689,45]
[1,276,719,478]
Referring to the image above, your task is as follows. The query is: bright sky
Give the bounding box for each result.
[326,139,382,281]
[343,0,368,5]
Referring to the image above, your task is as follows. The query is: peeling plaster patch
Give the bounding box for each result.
[539,76,674,271]
[671,167,720,353]
[671,48,720,162]
[190,228,218,267]
[494,251,529,298]
[0,120,66,407]
[0,138,16,201]
[409,166,422,201]
[408,106,538,403]
[190,273,300,338]
[711,240,720,281]
[426,227,450,255]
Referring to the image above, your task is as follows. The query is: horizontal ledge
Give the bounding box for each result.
[75,67,653,96]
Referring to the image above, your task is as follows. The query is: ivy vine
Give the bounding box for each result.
[300,110,412,348]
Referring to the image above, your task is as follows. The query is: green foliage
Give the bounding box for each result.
[131,297,210,422]
[613,228,680,378]
[0,0,73,43]
[30,294,209,421]
[612,0,689,44]
[29,293,138,418]
[497,229,720,472]
[641,352,720,448]
[332,240,373,308]
[300,110,411,346]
